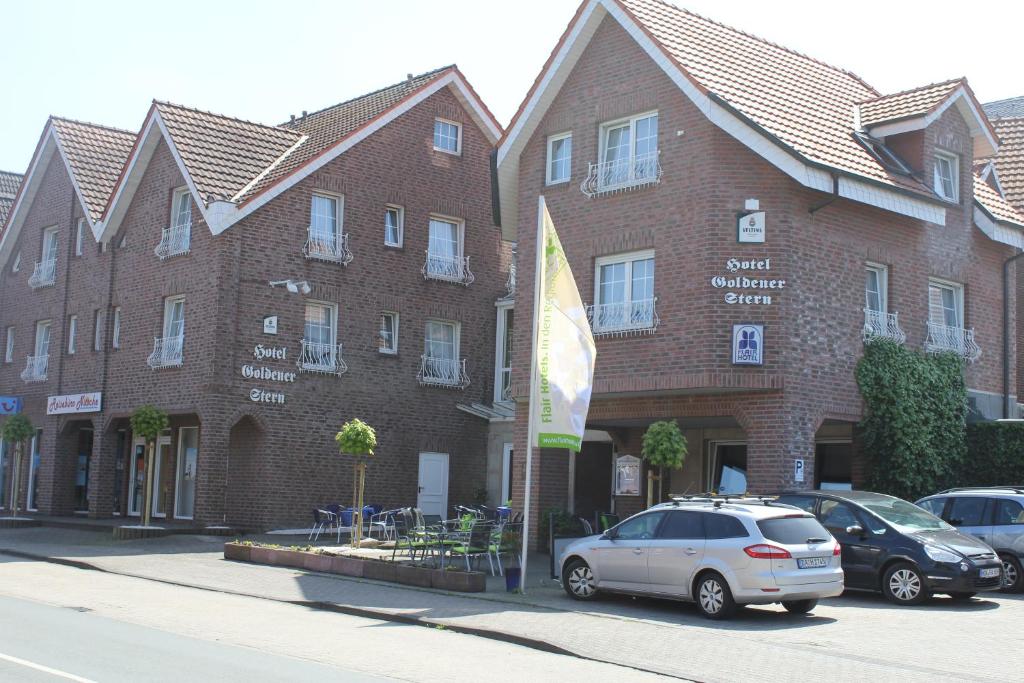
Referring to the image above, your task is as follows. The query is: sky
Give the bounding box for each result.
[1,0,1022,172]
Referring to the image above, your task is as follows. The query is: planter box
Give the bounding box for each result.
[276,549,308,569]
[330,555,365,578]
[249,546,278,565]
[303,552,333,573]
[112,525,169,541]
[395,563,433,588]
[363,560,398,583]
[223,542,252,563]
[432,568,486,593]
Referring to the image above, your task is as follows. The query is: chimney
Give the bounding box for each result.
[407,73,414,85]
[290,114,296,123]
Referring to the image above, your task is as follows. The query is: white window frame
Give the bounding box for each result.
[170,186,193,229]
[4,327,13,363]
[40,226,59,263]
[598,110,659,167]
[865,263,888,314]
[493,304,514,403]
[93,309,103,351]
[379,311,399,355]
[546,132,573,185]
[433,118,462,155]
[593,249,656,307]
[12,253,20,272]
[75,218,85,257]
[112,307,121,349]
[933,150,959,202]
[68,315,78,354]
[163,295,186,340]
[424,319,461,362]
[34,320,51,358]
[301,300,340,373]
[928,278,964,328]
[427,215,465,260]
[384,205,404,248]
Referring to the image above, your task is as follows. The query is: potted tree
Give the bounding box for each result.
[335,418,376,547]
[130,405,169,528]
[1,414,34,519]
[641,420,688,507]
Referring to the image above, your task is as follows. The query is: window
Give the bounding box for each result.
[425,319,458,362]
[379,312,398,354]
[917,498,946,518]
[424,217,471,283]
[757,516,831,544]
[171,187,192,230]
[433,118,461,154]
[993,499,1024,526]
[75,218,85,257]
[305,193,349,263]
[419,319,467,387]
[494,306,514,402]
[933,151,959,201]
[598,112,658,187]
[41,226,59,263]
[704,513,749,539]
[384,206,403,247]
[112,307,121,349]
[4,327,12,363]
[928,280,963,328]
[12,253,20,272]
[300,301,342,374]
[546,132,572,185]
[156,188,192,258]
[147,295,185,369]
[591,250,656,334]
[93,309,103,351]
[613,512,666,540]
[853,132,911,175]
[67,315,78,354]
[657,511,703,539]
[818,500,861,534]
[947,497,988,527]
[29,227,59,288]
[778,495,818,514]
[865,264,887,314]
[34,320,51,359]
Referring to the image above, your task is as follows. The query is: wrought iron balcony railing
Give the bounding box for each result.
[20,354,48,382]
[154,223,191,259]
[422,252,474,285]
[863,309,907,344]
[28,258,57,289]
[498,367,512,401]
[298,339,347,375]
[924,321,981,363]
[147,335,184,369]
[303,230,353,265]
[418,355,470,389]
[506,261,516,296]
[581,151,662,197]
[586,297,659,336]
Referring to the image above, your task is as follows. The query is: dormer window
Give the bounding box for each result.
[853,132,910,175]
[933,151,959,202]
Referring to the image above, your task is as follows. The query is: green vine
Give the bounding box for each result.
[855,338,967,501]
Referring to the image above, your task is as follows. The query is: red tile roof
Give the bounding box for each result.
[974,173,1024,227]
[50,118,136,222]
[858,79,964,128]
[0,170,22,227]
[984,96,1024,120]
[983,112,1024,213]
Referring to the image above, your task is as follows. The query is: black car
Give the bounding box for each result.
[775,490,1003,605]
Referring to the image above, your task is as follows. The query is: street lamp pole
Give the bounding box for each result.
[1002,250,1024,418]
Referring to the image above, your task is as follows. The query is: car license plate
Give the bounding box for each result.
[797,557,828,569]
[980,567,1001,579]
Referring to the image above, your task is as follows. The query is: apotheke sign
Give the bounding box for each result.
[711,258,786,305]
[47,392,102,415]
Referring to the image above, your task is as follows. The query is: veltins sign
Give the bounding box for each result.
[0,396,22,415]
[737,211,766,243]
[732,324,764,365]
[47,392,102,415]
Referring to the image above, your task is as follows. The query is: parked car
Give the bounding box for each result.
[558,497,844,620]
[776,490,1003,605]
[916,487,1024,592]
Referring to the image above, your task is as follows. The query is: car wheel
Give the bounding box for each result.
[1000,554,1024,593]
[695,572,737,620]
[948,592,976,600]
[882,563,930,606]
[563,559,598,601]
[782,599,818,614]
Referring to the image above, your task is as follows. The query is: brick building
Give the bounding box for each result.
[495,0,1024,531]
[0,67,513,530]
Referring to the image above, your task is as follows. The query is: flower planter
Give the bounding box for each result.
[395,563,433,588]
[276,549,308,569]
[223,542,252,563]
[432,568,486,593]
[330,555,365,578]
[249,546,278,565]
[303,552,333,573]
[363,560,398,583]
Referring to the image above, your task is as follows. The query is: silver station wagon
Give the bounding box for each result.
[559,497,844,619]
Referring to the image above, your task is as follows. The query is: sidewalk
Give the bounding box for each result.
[0,526,1015,682]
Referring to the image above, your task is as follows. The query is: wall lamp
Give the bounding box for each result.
[269,279,311,295]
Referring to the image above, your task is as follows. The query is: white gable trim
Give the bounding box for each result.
[229,133,309,203]
[495,0,946,240]
[974,204,1024,248]
[867,87,998,158]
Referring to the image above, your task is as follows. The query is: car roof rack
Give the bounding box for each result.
[936,486,1024,495]
[667,494,797,509]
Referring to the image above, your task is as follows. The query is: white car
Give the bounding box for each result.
[559,497,844,619]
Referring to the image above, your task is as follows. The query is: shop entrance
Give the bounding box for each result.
[174,427,198,519]
[706,441,748,494]
[815,442,853,489]
[74,429,94,512]
[128,437,146,516]
[573,442,613,524]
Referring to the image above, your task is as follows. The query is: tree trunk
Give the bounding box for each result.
[646,468,655,508]
[143,440,155,527]
[10,440,23,517]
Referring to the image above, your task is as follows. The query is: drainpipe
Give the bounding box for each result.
[1003,249,1024,418]
[809,175,840,215]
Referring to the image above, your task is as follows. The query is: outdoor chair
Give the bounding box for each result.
[309,507,337,542]
[325,503,343,543]
[491,521,522,577]
[448,520,497,575]
[391,507,433,562]
[369,508,399,541]
[577,517,594,535]
[597,512,620,532]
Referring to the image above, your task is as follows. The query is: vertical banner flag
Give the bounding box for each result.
[530,199,596,451]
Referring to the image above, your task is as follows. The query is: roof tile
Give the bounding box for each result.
[858,79,964,128]
[986,115,1024,212]
[50,118,136,222]
[975,172,1024,226]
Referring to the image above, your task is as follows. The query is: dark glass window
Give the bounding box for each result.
[993,499,1024,526]
[947,497,988,526]
[757,516,831,545]
[778,495,817,514]
[819,500,860,532]
[704,513,748,539]
[916,497,946,517]
[614,511,666,540]
[657,511,703,539]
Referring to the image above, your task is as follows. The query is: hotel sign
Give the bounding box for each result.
[244,345,290,405]
[711,258,786,305]
[732,324,764,365]
[737,211,766,243]
[47,392,102,415]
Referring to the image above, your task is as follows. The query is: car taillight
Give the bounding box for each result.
[833,543,841,556]
[744,544,792,559]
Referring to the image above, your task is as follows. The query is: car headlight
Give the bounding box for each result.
[924,544,963,564]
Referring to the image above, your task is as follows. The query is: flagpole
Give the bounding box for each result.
[519,195,547,594]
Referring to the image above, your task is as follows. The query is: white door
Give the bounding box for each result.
[174,427,198,520]
[152,435,171,518]
[500,443,513,505]
[417,452,449,518]
[128,437,146,516]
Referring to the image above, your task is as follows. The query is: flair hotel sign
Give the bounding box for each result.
[47,392,102,415]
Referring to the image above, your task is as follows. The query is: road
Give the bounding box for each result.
[0,559,668,682]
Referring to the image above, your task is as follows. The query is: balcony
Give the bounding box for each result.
[581,151,662,198]
[418,355,470,389]
[498,367,512,401]
[586,297,659,337]
[924,322,981,363]
[147,335,184,369]
[863,309,907,344]
[505,261,516,296]
[154,223,191,260]
[303,231,353,265]
[27,258,57,289]
[20,355,48,382]
[298,339,347,375]
[422,252,474,285]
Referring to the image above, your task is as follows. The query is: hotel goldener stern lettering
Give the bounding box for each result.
[711,258,786,305]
